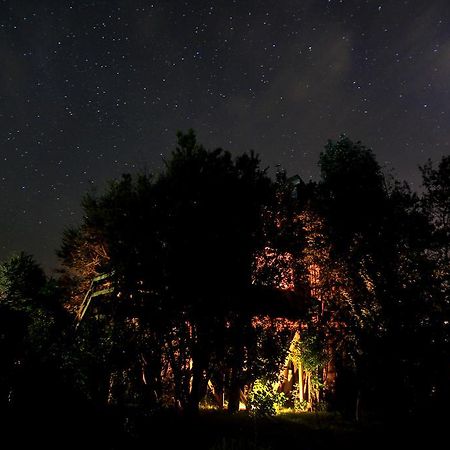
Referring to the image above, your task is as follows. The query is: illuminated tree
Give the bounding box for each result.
[59,172,168,408]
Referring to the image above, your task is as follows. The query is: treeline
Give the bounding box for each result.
[0,131,449,427]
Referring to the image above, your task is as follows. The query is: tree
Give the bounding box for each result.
[318,135,386,253]
[0,253,68,411]
[310,136,438,417]
[421,155,450,287]
[59,172,166,408]
[158,130,276,412]
[59,130,278,413]
[419,155,450,413]
[0,252,46,311]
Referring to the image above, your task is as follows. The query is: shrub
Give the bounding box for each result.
[248,379,286,417]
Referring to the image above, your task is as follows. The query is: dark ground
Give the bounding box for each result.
[1,404,446,450]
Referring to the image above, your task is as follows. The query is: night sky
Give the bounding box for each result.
[1,0,449,272]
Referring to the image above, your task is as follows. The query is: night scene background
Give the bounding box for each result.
[0,1,449,449]
[1,0,449,271]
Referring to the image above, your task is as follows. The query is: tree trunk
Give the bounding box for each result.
[228,327,244,413]
[306,373,311,408]
[188,356,207,414]
[188,371,201,414]
[140,351,162,408]
[355,389,361,423]
[298,361,304,404]
[187,327,210,415]
[228,365,241,413]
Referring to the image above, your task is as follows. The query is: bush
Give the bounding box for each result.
[248,379,286,417]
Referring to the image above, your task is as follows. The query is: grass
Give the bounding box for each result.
[124,409,432,450]
[3,405,443,450]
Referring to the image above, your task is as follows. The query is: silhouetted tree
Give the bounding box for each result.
[419,155,450,413]
[59,130,279,413]
[0,253,69,411]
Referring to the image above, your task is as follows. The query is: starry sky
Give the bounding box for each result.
[1,0,450,272]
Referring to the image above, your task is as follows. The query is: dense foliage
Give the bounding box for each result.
[0,131,448,434]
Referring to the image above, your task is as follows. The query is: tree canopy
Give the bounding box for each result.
[0,131,448,433]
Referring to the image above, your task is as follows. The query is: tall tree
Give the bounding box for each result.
[313,136,438,417]
[59,172,166,408]
[59,130,277,413]
[149,130,277,412]
[420,155,450,412]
